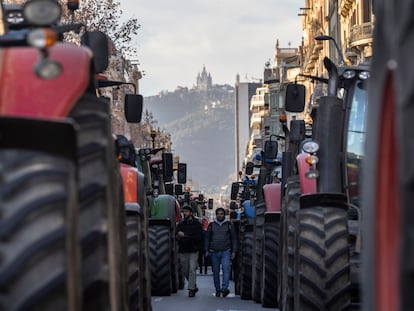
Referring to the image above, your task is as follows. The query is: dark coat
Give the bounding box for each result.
[205,220,238,253]
[176,216,203,253]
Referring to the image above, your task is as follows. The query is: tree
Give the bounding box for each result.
[59,0,140,57]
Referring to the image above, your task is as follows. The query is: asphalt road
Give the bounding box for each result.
[151,268,278,311]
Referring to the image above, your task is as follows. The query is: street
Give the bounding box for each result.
[151,268,278,311]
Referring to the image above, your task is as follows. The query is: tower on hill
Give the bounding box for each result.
[196,65,212,90]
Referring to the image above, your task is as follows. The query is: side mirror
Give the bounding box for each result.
[229,201,237,210]
[165,183,174,195]
[124,94,143,123]
[175,184,183,196]
[162,153,173,178]
[208,198,213,209]
[290,120,306,141]
[263,135,278,159]
[285,83,305,112]
[81,31,109,73]
[245,162,254,175]
[230,182,239,200]
[177,163,187,184]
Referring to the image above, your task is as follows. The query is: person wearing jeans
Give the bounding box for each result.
[205,207,238,297]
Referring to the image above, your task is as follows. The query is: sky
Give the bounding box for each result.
[120,0,304,97]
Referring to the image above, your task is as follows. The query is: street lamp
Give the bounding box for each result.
[315,35,346,66]
[150,130,157,149]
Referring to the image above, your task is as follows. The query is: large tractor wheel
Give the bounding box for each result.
[125,207,140,310]
[279,176,300,310]
[170,238,179,294]
[297,206,351,310]
[252,201,266,303]
[261,213,280,308]
[177,259,185,290]
[70,94,128,310]
[239,225,254,300]
[0,150,80,310]
[148,223,172,296]
[138,205,152,311]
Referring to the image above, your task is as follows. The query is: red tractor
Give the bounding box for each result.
[278,55,368,310]
[0,1,142,310]
[362,1,414,310]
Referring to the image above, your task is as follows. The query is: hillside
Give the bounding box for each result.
[144,84,235,194]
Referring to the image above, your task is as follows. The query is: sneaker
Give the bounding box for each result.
[189,289,196,297]
[215,291,221,297]
[222,288,230,297]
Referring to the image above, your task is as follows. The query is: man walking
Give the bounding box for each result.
[176,205,203,297]
[205,207,238,297]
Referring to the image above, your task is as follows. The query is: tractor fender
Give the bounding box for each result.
[297,153,317,194]
[264,211,280,224]
[263,183,281,212]
[125,202,140,214]
[152,194,177,225]
[299,192,348,210]
[0,116,77,160]
[0,44,91,119]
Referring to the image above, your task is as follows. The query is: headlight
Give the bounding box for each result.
[23,0,62,26]
[343,70,356,79]
[34,59,62,80]
[302,140,319,154]
[358,71,370,80]
[28,28,57,48]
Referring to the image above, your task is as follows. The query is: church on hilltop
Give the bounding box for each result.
[196,65,212,90]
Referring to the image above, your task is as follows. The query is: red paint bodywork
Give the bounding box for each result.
[263,183,281,212]
[376,73,399,311]
[0,43,91,118]
[297,153,317,194]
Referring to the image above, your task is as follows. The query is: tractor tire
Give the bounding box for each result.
[149,224,172,296]
[239,226,253,300]
[0,150,80,311]
[178,259,185,290]
[138,205,152,311]
[126,209,140,311]
[297,206,351,310]
[252,201,266,303]
[170,239,179,294]
[70,94,127,310]
[261,217,280,308]
[279,176,300,311]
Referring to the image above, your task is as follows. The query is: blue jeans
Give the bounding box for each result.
[210,249,231,291]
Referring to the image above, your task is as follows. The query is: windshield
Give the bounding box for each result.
[346,80,367,206]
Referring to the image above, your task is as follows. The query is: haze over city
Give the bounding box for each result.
[120,0,303,96]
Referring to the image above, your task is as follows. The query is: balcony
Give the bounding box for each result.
[250,111,265,127]
[350,22,374,48]
[250,94,265,109]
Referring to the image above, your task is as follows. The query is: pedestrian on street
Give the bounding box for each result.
[176,205,204,297]
[205,207,238,297]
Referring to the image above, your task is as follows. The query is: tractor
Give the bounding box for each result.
[0,0,142,310]
[230,137,282,307]
[135,147,183,296]
[278,54,368,310]
[362,1,414,310]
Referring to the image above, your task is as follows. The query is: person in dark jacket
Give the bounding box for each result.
[205,207,238,297]
[176,205,203,297]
